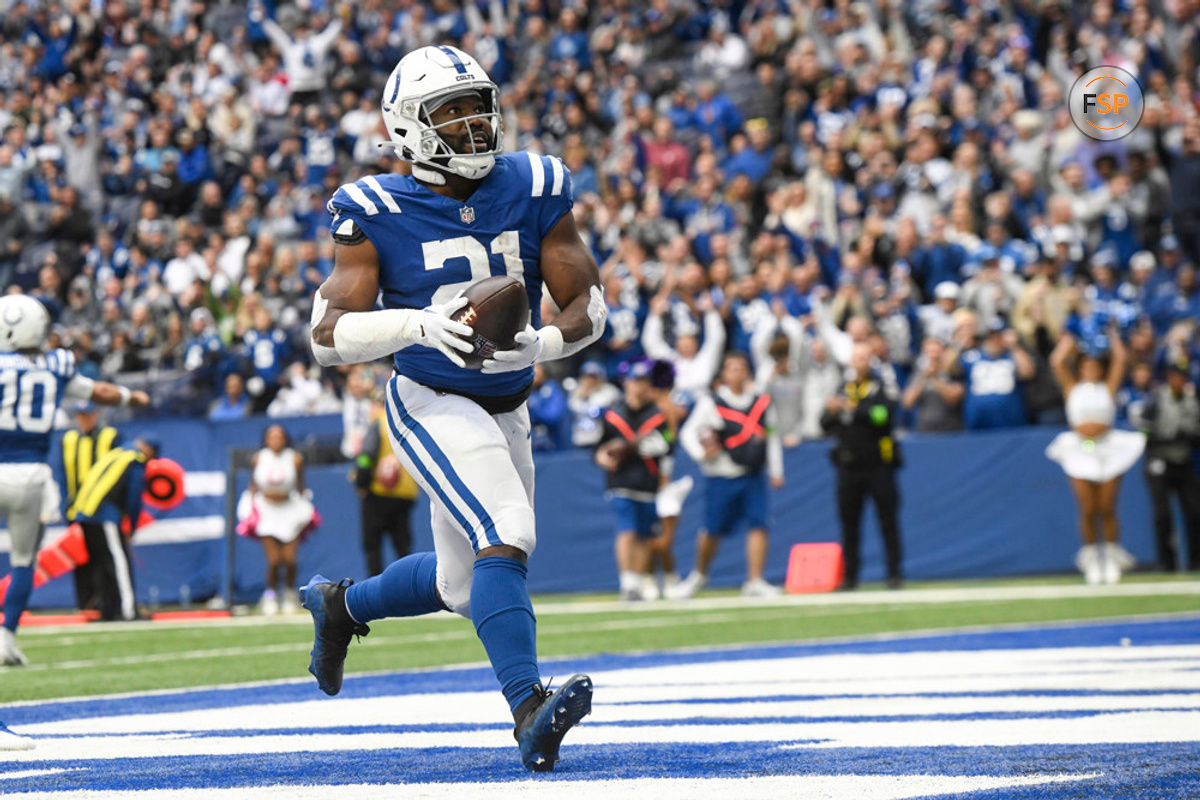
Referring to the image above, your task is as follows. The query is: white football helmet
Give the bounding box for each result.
[381,45,502,183]
[0,294,49,352]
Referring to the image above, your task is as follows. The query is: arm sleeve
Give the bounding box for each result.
[316,18,344,51]
[749,316,776,372]
[679,396,716,462]
[641,313,674,360]
[64,372,95,400]
[262,18,292,54]
[765,404,784,480]
[696,310,727,379]
[816,308,852,365]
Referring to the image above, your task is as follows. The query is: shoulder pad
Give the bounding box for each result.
[331,216,367,246]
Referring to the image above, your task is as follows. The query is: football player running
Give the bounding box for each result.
[0,295,150,672]
[304,45,605,772]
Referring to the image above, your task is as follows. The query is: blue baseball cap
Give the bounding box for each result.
[976,245,1000,263]
[74,401,97,414]
[620,358,655,381]
[580,361,606,378]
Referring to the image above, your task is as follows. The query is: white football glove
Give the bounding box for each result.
[413,295,475,368]
[481,324,540,374]
[637,431,670,458]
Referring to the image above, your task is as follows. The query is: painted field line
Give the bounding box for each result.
[0,773,1105,800]
[20,579,1200,637]
[14,605,912,672]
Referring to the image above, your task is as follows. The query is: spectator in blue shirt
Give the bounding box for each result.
[671,175,736,265]
[1150,265,1200,332]
[243,306,291,412]
[955,317,1036,429]
[548,8,590,70]
[911,216,968,296]
[210,372,250,420]
[184,307,226,396]
[528,364,570,451]
[693,80,743,152]
[723,119,775,185]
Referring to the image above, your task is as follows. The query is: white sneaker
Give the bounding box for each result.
[666,571,707,599]
[1101,544,1122,585]
[260,589,279,616]
[1075,545,1102,586]
[618,571,642,602]
[639,575,662,601]
[1110,542,1137,570]
[0,721,33,750]
[660,572,682,596]
[741,578,783,597]
[0,628,27,666]
[280,591,300,615]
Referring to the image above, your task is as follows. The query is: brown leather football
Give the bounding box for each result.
[452,275,530,369]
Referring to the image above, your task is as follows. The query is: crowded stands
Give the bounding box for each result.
[1,0,1197,446]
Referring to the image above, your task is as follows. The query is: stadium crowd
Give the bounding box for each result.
[1,0,1198,446]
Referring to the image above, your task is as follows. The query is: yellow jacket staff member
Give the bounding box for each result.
[68,441,156,622]
[60,401,121,611]
[354,403,418,577]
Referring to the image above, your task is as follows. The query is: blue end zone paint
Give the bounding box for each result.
[6,617,1198,797]
[1,743,1197,796]
[11,616,1200,726]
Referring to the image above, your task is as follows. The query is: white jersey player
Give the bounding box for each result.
[0,294,149,670]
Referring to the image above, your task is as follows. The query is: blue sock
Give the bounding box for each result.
[3,566,33,633]
[345,552,442,623]
[471,556,540,713]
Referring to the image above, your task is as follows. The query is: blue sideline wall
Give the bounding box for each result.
[7,415,1173,608]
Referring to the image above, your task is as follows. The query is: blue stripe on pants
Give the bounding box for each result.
[390,381,503,548]
[385,384,480,552]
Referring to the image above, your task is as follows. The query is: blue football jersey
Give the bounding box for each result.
[243,327,289,383]
[327,153,574,397]
[0,348,79,463]
[959,348,1025,429]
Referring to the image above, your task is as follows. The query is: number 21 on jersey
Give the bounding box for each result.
[423,230,524,304]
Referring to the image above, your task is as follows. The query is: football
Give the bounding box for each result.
[452,275,530,369]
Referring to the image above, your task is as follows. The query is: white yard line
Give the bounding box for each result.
[19,579,1200,636]
[0,774,1104,800]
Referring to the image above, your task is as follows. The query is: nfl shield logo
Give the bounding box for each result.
[459,206,476,224]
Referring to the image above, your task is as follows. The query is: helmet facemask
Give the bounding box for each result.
[396,83,503,182]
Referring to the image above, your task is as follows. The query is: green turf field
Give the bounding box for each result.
[4,575,1199,704]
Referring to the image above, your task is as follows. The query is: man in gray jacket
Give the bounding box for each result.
[1132,361,1200,571]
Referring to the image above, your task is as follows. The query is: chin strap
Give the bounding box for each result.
[410,163,448,185]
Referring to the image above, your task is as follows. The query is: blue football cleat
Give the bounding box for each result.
[299,574,369,696]
[513,674,593,772]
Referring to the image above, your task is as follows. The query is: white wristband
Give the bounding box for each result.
[117,386,132,407]
[535,324,565,363]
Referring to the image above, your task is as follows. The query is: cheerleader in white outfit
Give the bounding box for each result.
[1046,329,1145,584]
[237,425,318,614]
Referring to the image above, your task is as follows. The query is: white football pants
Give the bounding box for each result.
[384,375,535,618]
